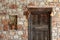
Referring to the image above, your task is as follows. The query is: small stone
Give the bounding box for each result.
[18,22,23,25]
[9,4,18,9]
[47,0,53,2]
[3,25,9,31]
[0,3,2,7]
[16,1,20,5]
[10,31,15,36]
[5,15,9,20]
[12,9,16,12]
[0,26,3,30]
[57,3,60,7]
[20,18,25,21]
[52,29,57,33]
[40,2,45,6]
[17,9,22,12]
[3,31,6,34]
[8,0,14,2]
[28,2,35,6]
[24,21,28,27]
[55,7,60,11]
[2,16,5,20]
[14,35,19,39]
[17,25,23,30]
[58,38,60,40]
[10,36,14,39]
[0,0,5,2]
[0,32,1,34]
[52,33,57,36]
[54,0,58,2]
[17,31,23,35]
[0,34,4,38]
[19,38,22,40]
[52,38,57,40]
[58,29,60,32]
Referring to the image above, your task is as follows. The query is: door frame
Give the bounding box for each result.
[24,7,52,40]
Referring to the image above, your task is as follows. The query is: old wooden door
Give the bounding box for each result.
[28,8,52,40]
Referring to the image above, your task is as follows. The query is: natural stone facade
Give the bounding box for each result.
[0,0,60,40]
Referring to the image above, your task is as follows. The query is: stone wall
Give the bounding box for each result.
[0,0,60,40]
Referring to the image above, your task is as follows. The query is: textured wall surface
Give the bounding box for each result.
[0,0,60,40]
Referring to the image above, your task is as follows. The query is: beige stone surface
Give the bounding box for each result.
[0,0,60,40]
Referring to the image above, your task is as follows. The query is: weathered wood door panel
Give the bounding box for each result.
[28,8,52,40]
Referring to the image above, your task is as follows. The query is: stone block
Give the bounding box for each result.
[14,35,19,39]
[57,3,60,7]
[47,0,53,2]
[17,31,23,35]
[9,31,16,36]
[48,2,55,7]
[54,0,58,2]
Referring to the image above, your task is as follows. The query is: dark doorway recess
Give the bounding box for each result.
[24,7,52,40]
